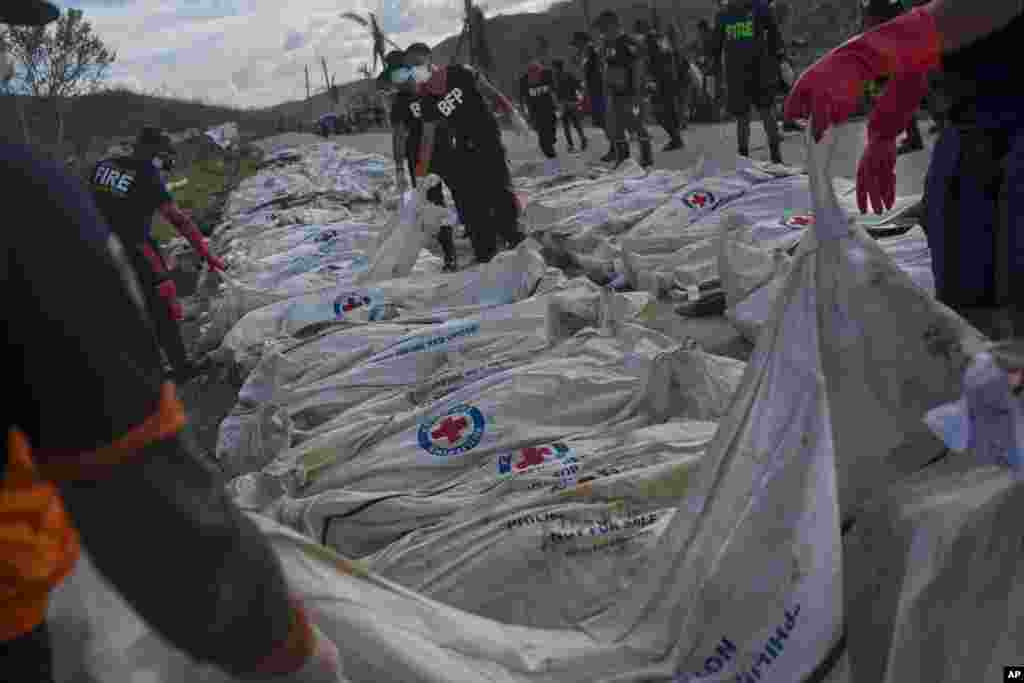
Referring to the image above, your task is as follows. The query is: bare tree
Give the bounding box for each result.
[0,8,115,158]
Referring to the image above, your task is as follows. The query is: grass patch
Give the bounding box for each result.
[151,156,260,243]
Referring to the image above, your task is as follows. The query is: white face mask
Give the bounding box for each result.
[411,64,432,84]
[152,157,165,170]
[0,50,15,84]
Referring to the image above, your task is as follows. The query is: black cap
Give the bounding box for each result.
[406,43,431,57]
[1,1,60,26]
[551,58,565,69]
[135,126,174,153]
[634,19,651,34]
[570,31,591,46]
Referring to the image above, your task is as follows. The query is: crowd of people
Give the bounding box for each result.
[509,2,802,168]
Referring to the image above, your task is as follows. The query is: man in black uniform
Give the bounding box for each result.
[596,10,655,168]
[90,126,225,383]
[416,54,526,264]
[520,60,559,158]
[551,59,588,152]
[572,32,612,160]
[379,47,458,271]
[709,0,785,163]
[635,19,685,151]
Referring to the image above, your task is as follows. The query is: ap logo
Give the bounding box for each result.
[1005,666,1024,680]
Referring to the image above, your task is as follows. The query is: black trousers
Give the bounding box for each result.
[534,111,558,158]
[450,141,523,262]
[560,104,585,148]
[653,79,682,141]
[1,621,54,683]
[129,241,189,375]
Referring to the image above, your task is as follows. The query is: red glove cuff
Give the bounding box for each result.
[867,71,930,141]
[859,6,943,78]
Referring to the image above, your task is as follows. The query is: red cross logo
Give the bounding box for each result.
[684,191,713,209]
[514,446,551,471]
[432,415,468,444]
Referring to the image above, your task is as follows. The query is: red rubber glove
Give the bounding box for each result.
[784,5,942,141]
[857,71,930,214]
[157,280,185,321]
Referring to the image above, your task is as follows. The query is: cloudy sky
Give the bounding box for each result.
[59,0,556,109]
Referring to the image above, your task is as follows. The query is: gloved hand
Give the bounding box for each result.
[271,625,347,683]
[157,279,184,321]
[784,5,942,141]
[856,70,930,214]
[204,252,227,272]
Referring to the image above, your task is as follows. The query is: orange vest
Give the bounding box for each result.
[0,429,81,641]
[1,382,186,642]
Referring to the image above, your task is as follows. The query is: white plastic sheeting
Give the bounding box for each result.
[216,242,552,374]
[844,458,1024,683]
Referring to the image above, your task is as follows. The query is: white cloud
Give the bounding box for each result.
[61,0,546,108]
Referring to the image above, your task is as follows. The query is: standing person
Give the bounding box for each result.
[861,0,926,154]
[379,47,459,272]
[90,126,224,383]
[552,58,588,151]
[520,60,559,158]
[635,19,685,151]
[664,23,694,130]
[1,5,348,682]
[595,10,655,168]
[412,46,527,264]
[786,0,1024,339]
[709,0,786,163]
[572,31,613,161]
[696,19,724,121]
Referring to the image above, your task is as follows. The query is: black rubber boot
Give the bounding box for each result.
[737,116,752,159]
[639,138,654,168]
[770,143,783,165]
[600,148,616,162]
[581,136,588,150]
[663,137,684,152]
[438,225,458,272]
